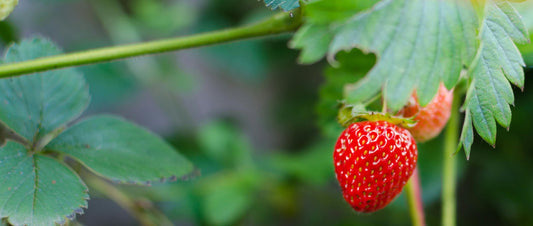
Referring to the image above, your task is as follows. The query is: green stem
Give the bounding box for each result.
[442,90,461,226]
[405,167,425,226]
[0,121,30,149]
[0,10,301,78]
[83,172,173,226]
[33,125,66,153]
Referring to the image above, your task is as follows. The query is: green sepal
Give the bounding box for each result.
[337,104,417,129]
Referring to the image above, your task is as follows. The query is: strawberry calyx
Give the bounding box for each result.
[337,103,417,129]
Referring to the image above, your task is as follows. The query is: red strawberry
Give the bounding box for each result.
[398,84,453,142]
[333,121,418,213]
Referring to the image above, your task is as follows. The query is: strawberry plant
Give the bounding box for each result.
[0,0,532,225]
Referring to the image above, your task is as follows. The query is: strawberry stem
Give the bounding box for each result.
[405,168,425,226]
[442,90,461,226]
[82,171,174,226]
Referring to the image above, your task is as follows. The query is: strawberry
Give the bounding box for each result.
[333,121,417,212]
[398,84,453,142]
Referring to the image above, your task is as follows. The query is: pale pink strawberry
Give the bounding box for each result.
[398,84,453,142]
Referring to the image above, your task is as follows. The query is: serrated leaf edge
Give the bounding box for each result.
[459,0,529,155]
[2,155,90,226]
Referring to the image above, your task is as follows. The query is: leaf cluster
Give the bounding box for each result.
[0,38,193,225]
[292,0,531,156]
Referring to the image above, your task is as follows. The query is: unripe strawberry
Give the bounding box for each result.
[398,84,453,142]
[333,121,417,213]
[0,0,18,21]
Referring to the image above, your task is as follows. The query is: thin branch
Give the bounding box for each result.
[83,172,173,226]
[0,10,301,78]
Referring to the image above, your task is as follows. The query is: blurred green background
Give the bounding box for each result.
[1,0,532,225]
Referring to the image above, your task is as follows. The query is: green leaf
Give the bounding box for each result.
[47,115,194,184]
[461,0,529,148]
[290,24,334,64]
[0,37,89,141]
[315,50,375,137]
[0,142,88,226]
[458,107,474,159]
[295,0,529,156]
[332,0,478,111]
[304,0,377,24]
[294,0,479,111]
[263,0,299,11]
[289,0,377,64]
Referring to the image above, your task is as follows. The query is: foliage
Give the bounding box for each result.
[48,116,193,184]
[263,0,299,11]
[459,1,529,158]
[0,0,533,225]
[0,142,89,226]
[292,0,530,156]
[315,49,375,137]
[0,38,193,225]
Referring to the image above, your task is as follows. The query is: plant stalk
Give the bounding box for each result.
[442,90,461,226]
[405,167,425,226]
[0,121,30,149]
[33,125,65,153]
[0,10,301,78]
[83,172,173,226]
